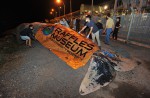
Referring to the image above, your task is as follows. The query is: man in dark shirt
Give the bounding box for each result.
[76,17,80,32]
[112,17,121,40]
[20,24,34,47]
[79,15,101,49]
[96,19,103,36]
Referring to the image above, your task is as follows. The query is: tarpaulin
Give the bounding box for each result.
[35,24,99,69]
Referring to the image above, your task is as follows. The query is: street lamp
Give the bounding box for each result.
[91,0,93,14]
[50,12,53,15]
[104,5,108,10]
[51,9,55,18]
[51,8,54,12]
[56,0,61,3]
[50,11,54,18]
[56,0,65,16]
[70,0,72,13]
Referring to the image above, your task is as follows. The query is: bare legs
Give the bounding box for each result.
[28,39,31,46]
[25,39,32,46]
[26,40,28,46]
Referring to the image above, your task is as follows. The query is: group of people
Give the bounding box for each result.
[19,13,121,49]
[57,13,121,50]
[78,13,121,50]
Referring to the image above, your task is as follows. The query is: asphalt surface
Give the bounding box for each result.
[0,36,150,98]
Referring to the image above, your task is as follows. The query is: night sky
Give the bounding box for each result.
[0,0,106,33]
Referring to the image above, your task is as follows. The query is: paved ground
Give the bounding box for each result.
[0,35,150,98]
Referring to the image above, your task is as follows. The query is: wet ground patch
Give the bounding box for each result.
[110,46,131,58]
[112,82,150,98]
[143,60,150,71]
[0,82,9,98]
[0,34,27,68]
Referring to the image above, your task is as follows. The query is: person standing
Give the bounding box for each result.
[76,17,80,32]
[96,19,103,36]
[103,13,114,45]
[59,18,70,28]
[112,17,121,40]
[63,18,70,28]
[92,12,99,23]
[59,18,65,25]
[73,17,76,30]
[79,15,101,49]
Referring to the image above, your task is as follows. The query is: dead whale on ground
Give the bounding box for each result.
[79,52,116,95]
[101,50,137,72]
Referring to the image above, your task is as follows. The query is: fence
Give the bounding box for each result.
[50,12,150,46]
[49,10,80,24]
[119,13,150,45]
[99,13,150,46]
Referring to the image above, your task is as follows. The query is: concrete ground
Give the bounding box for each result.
[0,35,150,98]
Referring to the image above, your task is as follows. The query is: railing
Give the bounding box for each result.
[49,10,80,23]
[119,13,150,45]
[94,13,150,46]
[49,12,150,46]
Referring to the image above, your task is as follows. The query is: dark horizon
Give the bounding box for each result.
[0,0,107,34]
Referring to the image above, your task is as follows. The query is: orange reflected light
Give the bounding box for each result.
[56,0,61,3]
[51,9,54,12]
[50,12,53,14]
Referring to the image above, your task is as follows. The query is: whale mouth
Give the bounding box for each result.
[79,89,89,95]
[79,89,85,95]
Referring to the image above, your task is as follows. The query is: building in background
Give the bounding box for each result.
[80,0,114,15]
[80,0,150,15]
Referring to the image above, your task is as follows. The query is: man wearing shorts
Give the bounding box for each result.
[20,25,34,47]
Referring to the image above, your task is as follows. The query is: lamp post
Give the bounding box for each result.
[50,11,54,18]
[70,0,72,13]
[70,0,72,19]
[91,0,93,14]
[114,0,117,15]
[56,0,65,16]
[58,7,61,17]
[63,3,65,16]
[55,12,58,17]
[50,8,55,18]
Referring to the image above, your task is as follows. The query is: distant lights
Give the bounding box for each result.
[56,0,61,3]
[104,5,108,10]
[51,8,54,12]
[50,12,53,14]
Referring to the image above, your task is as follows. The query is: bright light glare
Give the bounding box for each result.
[51,9,54,12]
[104,5,108,10]
[56,0,61,3]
